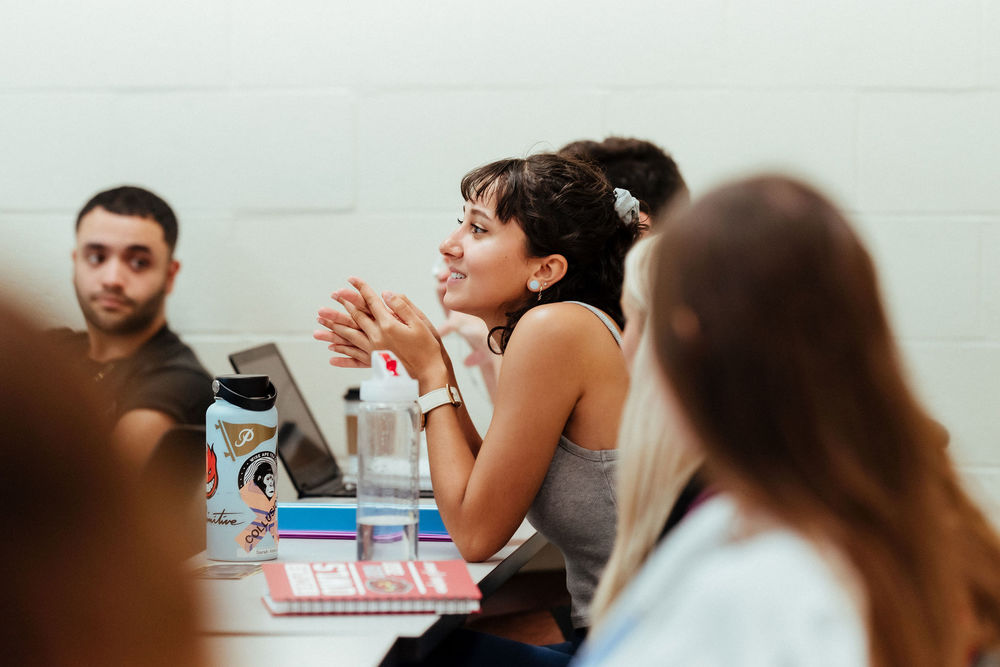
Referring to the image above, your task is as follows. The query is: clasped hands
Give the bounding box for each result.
[314,277,448,385]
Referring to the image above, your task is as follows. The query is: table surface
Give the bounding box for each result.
[196,517,545,666]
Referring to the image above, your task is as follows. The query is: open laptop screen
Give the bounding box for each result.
[230,343,432,498]
[229,344,347,495]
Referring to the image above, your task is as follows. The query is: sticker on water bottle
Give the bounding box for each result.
[214,420,277,461]
[206,445,219,499]
[236,451,279,553]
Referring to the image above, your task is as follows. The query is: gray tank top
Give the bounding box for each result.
[524,301,620,629]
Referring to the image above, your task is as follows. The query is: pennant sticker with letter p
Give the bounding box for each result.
[213,421,277,461]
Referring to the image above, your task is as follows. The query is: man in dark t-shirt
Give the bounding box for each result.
[49,325,211,429]
[62,185,214,465]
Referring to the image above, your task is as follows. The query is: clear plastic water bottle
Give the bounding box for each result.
[357,350,420,561]
[205,374,279,561]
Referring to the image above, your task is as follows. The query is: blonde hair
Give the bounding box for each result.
[588,236,702,625]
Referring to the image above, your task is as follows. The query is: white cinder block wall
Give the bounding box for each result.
[1,0,998,518]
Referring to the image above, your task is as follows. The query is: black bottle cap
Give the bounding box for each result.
[213,374,277,412]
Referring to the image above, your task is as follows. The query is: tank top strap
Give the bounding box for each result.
[563,301,622,347]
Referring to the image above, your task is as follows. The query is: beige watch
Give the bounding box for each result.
[418,384,462,429]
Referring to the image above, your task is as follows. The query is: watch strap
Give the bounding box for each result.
[418,384,462,428]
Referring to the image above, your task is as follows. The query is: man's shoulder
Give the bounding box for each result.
[135,324,211,378]
[120,325,215,425]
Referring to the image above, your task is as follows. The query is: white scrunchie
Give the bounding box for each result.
[613,187,640,225]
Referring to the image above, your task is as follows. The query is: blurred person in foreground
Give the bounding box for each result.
[575,175,1000,667]
[2,298,204,667]
[586,234,706,627]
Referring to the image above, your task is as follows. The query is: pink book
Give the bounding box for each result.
[261,560,481,615]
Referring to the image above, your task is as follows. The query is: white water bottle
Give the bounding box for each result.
[357,350,420,561]
[205,374,279,561]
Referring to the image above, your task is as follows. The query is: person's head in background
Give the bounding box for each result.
[73,185,180,351]
[649,174,1000,666]
[588,235,703,625]
[618,235,657,366]
[445,152,642,353]
[0,298,203,667]
[559,136,687,235]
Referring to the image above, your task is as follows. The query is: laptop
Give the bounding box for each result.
[229,343,433,498]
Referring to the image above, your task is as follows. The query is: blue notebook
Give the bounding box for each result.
[277,503,450,541]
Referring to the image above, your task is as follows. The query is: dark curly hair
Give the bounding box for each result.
[460,153,642,353]
[76,185,179,254]
[559,136,687,227]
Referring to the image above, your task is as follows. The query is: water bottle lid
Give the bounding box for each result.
[360,351,418,403]
[213,374,277,411]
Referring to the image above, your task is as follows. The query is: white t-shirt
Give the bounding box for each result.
[574,495,869,667]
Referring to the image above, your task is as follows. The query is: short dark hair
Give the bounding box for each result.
[76,186,178,252]
[559,137,686,224]
[461,153,642,352]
